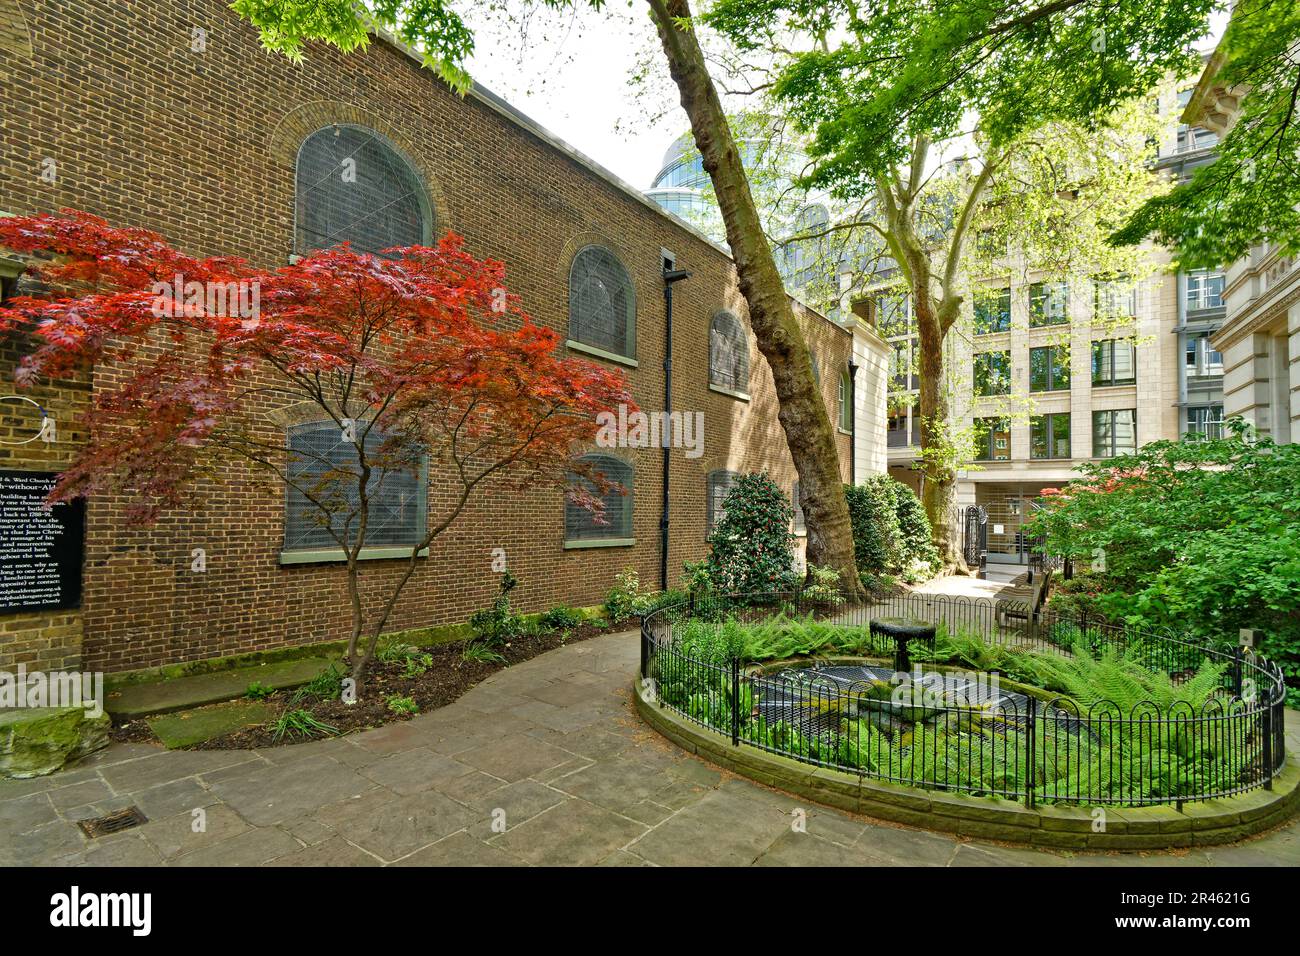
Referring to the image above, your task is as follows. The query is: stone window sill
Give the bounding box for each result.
[279,546,428,565]
[566,339,638,368]
[564,537,636,550]
[709,383,750,402]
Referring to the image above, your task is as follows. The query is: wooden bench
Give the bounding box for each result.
[996,567,1052,631]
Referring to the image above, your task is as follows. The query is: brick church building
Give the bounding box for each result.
[0,0,882,674]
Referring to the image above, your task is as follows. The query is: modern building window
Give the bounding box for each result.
[791,480,805,535]
[1092,409,1137,458]
[1094,277,1137,319]
[1175,123,1219,153]
[569,245,636,360]
[1091,339,1137,386]
[781,204,832,292]
[1185,331,1223,377]
[887,407,917,448]
[1184,270,1225,311]
[1186,405,1224,440]
[1030,413,1071,459]
[295,125,431,257]
[284,421,426,554]
[973,286,1011,334]
[1173,91,1220,153]
[1029,345,1070,392]
[709,310,748,393]
[890,339,918,391]
[838,370,852,431]
[1029,281,1069,327]
[565,454,633,543]
[707,469,740,530]
[975,417,1011,461]
[973,350,1012,396]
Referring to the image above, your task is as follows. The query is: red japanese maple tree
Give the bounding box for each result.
[0,211,635,682]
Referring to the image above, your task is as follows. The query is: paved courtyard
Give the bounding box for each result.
[2,631,1297,867]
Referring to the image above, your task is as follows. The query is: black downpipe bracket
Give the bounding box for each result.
[661,266,692,591]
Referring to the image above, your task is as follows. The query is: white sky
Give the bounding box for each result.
[460,4,1230,192]
[464,4,677,190]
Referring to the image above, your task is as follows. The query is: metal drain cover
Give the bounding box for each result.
[78,805,148,838]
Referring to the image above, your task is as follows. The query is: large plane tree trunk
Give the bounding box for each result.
[878,155,972,574]
[913,291,964,569]
[647,0,863,598]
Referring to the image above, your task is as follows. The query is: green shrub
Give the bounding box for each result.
[1027,428,1300,705]
[538,605,586,630]
[1045,572,1112,621]
[891,481,940,576]
[603,567,643,622]
[680,559,714,597]
[677,611,886,664]
[700,472,798,594]
[844,477,938,580]
[801,565,845,605]
[470,570,523,647]
[859,571,901,599]
[844,478,902,575]
[636,588,689,616]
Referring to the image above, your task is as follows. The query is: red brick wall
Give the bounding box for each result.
[0,0,853,672]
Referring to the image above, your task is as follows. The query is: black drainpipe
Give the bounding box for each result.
[661,264,692,590]
[847,359,859,485]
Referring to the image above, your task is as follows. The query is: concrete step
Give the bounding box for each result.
[105,655,340,719]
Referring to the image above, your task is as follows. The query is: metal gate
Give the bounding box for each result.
[960,505,987,571]
[980,493,1034,565]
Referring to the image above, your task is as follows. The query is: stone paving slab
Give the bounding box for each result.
[147,700,277,749]
[1,630,1296,866]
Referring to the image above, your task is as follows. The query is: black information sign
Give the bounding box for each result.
[0,470,85,614]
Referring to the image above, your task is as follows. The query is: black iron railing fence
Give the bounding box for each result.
[639,591,1287,808]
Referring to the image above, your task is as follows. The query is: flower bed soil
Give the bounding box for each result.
[109,620,625,750]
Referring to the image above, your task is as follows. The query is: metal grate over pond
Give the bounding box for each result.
[749,663,1070,744]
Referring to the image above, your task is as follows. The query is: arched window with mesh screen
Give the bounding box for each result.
[283,420,426,554]
[295,125,432,257]
[838,370,853,431]
[707,469,740,530]
[568,245,636,360]
[709,310,748,393]
[564,454,634,543]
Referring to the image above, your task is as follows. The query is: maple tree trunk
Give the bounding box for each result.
[647,0,862,598]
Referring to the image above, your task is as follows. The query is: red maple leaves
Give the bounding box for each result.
[0,211,636,526]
